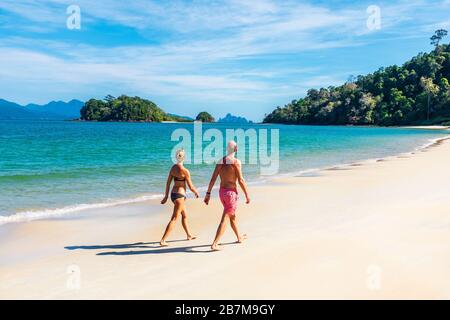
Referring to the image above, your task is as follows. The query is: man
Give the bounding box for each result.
[204,140,250,251]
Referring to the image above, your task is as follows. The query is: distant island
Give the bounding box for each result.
[80,95,192,122]
[0,99,84,120]
[195,111,215,123]
[1,95,211,123]
[218,113,252,124]
[264,31,450,126]
[167,113,194,122]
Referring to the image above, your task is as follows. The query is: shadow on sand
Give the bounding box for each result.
[65,240,237,255]
[65,240,183,251]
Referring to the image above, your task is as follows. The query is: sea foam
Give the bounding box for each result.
[0,194,162,225]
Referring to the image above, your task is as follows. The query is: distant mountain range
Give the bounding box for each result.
[0,99,84,120]
[218,113,252,123]
[0,99,199,122]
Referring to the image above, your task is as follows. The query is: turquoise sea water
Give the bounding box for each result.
[0,120,448,224]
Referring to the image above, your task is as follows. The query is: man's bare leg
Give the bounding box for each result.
[229,215,246,243]
[181,209,196,240]
[160,200,182,246]
[211,213,229,251]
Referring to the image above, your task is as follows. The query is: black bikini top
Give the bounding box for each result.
[174,176,186,182]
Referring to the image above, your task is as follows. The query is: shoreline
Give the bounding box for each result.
[401,125,449,130]
[2,131,449,227]
[1,135,450,298]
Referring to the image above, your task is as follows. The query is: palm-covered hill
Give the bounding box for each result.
[80,95,191,122]
[264,42,450,126]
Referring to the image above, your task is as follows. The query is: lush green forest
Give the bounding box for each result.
[264,36,450,126]
[80,95,191,122]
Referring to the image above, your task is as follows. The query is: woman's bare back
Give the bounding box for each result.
[171,165,187,193]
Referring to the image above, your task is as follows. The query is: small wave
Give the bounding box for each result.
[266,134,450,180]
[416,135,450,150]
[2,135,449,227]
[0,194,163,226]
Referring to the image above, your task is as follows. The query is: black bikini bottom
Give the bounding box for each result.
[171,192,186,203]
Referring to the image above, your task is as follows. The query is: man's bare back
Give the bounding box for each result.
[204,141,250,251]
[218,156,241,189]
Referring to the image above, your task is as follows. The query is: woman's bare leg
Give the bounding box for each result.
[229,215,246,243]
[160,200,182,246]
[211,213,229,251]
[181,207,196,240]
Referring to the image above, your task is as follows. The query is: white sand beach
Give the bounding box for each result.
[1,137,450,300]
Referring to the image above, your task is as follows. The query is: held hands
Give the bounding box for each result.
[163,192,248,205]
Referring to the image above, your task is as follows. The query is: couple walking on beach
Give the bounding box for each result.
[160,141,250,251]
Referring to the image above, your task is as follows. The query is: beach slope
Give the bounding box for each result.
[1,139,450,299]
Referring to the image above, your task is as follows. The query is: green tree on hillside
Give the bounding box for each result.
[420,77,440,120]
[431,29,448,48]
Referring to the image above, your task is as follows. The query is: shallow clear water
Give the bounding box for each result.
[0,120,448,223]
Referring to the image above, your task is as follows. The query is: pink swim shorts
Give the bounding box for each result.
[219,187,238,216]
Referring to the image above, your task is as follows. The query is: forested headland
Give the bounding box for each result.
[264,31,449,126]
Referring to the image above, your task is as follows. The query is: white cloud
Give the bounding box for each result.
[0,46,276,102]
[0,1,370,106]
[0,0,448,119]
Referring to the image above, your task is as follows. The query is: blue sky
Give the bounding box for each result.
[0,0,449,121]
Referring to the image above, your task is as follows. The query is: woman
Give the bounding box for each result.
[160,149,199,247]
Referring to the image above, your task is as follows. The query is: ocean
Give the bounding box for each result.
[0,120,448,224]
